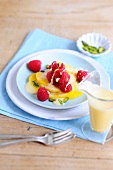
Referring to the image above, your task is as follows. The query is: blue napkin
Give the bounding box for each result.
[0,29,113,144]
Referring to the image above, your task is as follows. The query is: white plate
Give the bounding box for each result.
[16,51,96,109]
[6,49,110,120]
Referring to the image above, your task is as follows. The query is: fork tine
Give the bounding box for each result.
[53,131,73,141]
[53,129,72,138]
[53,133,75,145]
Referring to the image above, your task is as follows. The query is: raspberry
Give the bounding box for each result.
[50,61,59,71]
[53,69,63,82]
[58,71,70,84]
[46,70,54,83]
[49,61,65,71]
[57,82,72,93]
[28,60,42,72]
[37,87,49,101]
[53,69,70,84]
[76,70,88,82]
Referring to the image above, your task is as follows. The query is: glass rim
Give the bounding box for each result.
[85,90,113,102]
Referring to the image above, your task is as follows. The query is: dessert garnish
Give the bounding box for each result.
[28,60,42,72]
[82,41,105,54]
[76,70,88,82]
[26,60,88,105]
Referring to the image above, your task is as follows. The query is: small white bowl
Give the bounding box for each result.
[76,32,112,57]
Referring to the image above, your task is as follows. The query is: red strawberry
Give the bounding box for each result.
[37,87,49,101]
[28,60,42,72]
[76,70,88,82]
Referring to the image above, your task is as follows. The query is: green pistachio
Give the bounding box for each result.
[58,99,64,105]
[98,46,105,53]
[83,46,89,51]
[32,81,39,87]
[82,41,88,47]
[63,97,69,103]
[82,41,105,55]
[46,64,50,69]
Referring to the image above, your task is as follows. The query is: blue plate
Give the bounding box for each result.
[16,50,96,109]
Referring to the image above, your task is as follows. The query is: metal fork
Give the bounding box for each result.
[0,129,75,148]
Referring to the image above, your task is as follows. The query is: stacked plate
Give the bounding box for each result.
[6,49,110,120]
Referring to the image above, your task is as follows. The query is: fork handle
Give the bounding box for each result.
[0,138,44,148]
[0,134,37,139]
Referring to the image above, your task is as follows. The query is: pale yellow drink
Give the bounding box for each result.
[77,70,113,133]
[88,87,113,132]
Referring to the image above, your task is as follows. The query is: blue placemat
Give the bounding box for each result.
[0,28,113,144]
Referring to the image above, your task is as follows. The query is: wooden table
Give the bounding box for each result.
[0,0,113,169]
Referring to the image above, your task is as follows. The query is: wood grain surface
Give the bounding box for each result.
[0,0,113,169]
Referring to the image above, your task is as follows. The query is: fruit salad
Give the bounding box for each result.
[26,59,88,105]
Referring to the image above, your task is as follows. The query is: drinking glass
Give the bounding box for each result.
[77,70,113,140]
